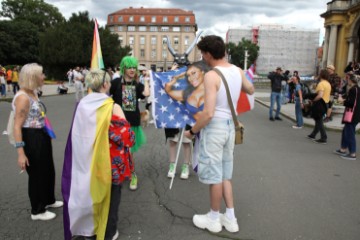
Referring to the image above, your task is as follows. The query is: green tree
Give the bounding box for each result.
[1,0,64,32]
[0,20,39,64]
[39,11,131,79]
[226,38,259,70]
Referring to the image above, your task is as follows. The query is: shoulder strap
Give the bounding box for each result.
[213,68,239,127]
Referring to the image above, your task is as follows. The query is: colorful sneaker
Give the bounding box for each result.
[220,214,239,233]
[333,149,347,156]
[167,163,175,178]
[180,164,189,179]
[193,213,222,233]
[31,210,56,221]
[340,154,356,161]
[46,200,63,209]
[129,173,138,190]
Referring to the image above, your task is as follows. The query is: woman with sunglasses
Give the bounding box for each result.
[110,56,150,191]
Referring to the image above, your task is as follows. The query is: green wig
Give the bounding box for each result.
[120,56,138,75]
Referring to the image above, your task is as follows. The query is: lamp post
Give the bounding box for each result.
[228,48,231,63]
[244,48,249,70]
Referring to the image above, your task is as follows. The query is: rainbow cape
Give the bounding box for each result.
[62,93,114,239]
[236,64,255,114]
[90,19,105,70]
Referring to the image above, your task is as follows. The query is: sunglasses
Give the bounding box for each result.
[125,66,137,70]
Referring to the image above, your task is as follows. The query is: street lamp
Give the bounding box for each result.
[244,48,249,70]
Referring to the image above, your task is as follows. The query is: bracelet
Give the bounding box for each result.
[189,129,196,135]
[14,141,25,148]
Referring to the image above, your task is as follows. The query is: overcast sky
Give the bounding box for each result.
[44,0,329,44]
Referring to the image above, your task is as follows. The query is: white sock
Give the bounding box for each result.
[225,208,235,220]
[209,209,220,220]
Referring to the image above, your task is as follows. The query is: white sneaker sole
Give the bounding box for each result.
[193,215,222,233]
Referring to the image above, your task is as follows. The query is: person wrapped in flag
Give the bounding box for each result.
[110,56,150,191]
[62,69,134,240]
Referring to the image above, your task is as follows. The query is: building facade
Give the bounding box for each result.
[107,7,198,71]
[321,0,360,76]
[226,25,320,76]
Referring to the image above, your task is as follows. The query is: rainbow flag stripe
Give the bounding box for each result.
[90,19,105,70]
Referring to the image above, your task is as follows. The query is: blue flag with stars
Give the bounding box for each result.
[150,67,196,128]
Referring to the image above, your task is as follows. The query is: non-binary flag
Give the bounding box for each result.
[150,68,196,129]
[236,64,255,114]
[90,19,105,70]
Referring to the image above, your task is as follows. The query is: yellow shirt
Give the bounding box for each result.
[12,71,18,83]
[315,80,331,103]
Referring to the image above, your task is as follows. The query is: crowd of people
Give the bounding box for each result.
[268,64,360,158]
[5,34,360,239]
[0,65,20,97]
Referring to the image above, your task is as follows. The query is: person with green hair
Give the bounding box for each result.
[110,56,150,190]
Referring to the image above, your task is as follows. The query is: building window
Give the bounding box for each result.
[173,27,180,32]
[174,37,179,45]
[150,26,158,32]
[161,26,169,32]
[110,16,113,23]
[140,36,145,45]
[151,50,156,59]
[140,49,145,57]
[185,17,190,22]
[151,16,156,23]
[140,16,145,22]
[184,26,191,32]
[162,50,167,59]
[174,16,179,22]
[128,26,135,31]
[129,16,134,22]
[118,26,123,31]
[139,26,146,32]
[162,37,167,45]
[184,36,189,45]
[151,36,157,45]
[118,16,123,22]
[163,16,168,23]
[129,36,134,45]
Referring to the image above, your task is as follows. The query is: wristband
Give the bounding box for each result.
[189,129,195,135]
[14,141,25,148]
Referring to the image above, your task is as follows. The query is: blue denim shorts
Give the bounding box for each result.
[198,118,235,184]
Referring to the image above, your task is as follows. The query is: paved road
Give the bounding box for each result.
[1,94,360,240]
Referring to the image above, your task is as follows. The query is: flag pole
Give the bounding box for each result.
[169,128,185,189]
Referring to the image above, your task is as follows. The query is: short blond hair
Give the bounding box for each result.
[85,69,111,92]
[19,63,43,90]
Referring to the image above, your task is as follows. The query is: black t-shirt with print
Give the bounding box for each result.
[110,77,145,126]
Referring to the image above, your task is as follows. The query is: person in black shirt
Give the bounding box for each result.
[267,67,288,121]
[110,56,150,190]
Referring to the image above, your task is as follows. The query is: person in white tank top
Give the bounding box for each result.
[184,35,254,233]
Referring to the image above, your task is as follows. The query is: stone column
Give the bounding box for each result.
[322,27,330,68]
[327,24,338,66]
[347,39,354,64]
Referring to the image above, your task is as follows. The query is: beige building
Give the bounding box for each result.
[321,0,360,76]
[107,7,198,71]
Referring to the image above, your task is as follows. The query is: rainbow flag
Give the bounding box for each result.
[62,93,114,240]
[236,64,255,114]
[90,19,105,70]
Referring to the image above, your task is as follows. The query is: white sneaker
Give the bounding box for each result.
[46,200,63,208]
[112,230,119,240]
[193,213,222,233]
[149,120,154,124]
[220,214,239,233]
[167,163,175,178]
[2,130,8,135]
[31,210,56,221]
[292,125,303,129]
[180,164,189,179]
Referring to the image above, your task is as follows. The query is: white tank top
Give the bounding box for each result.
[213,66,242,119]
